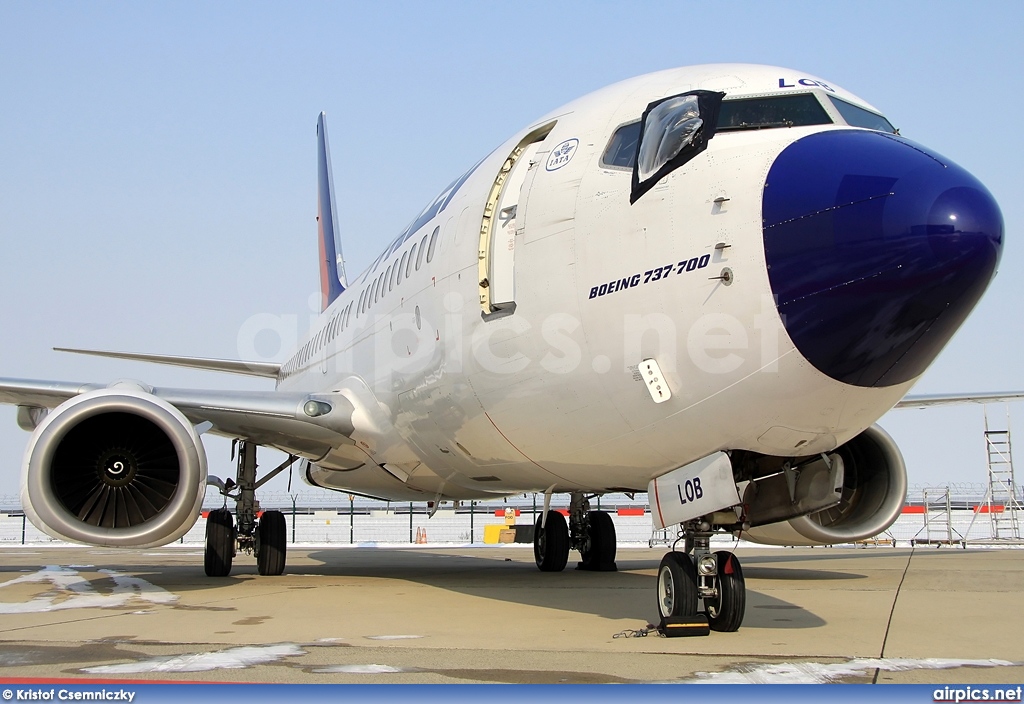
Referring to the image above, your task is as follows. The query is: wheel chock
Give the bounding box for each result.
[658,614,710,637]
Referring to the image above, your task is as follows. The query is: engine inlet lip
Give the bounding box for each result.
[23,390,206,547]
[788,424,907,544]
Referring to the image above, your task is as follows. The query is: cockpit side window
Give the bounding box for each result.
[828,96,897,134]
[600,121,641,169]
[631,90,725,204]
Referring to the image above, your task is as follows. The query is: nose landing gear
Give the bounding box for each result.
[656,526,746,631]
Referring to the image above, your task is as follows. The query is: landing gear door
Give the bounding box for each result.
[649,452,740,530]
[479,122,555,316]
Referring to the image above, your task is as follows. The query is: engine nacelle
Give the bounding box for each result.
[743,424,907,546]
[20,386,207,548]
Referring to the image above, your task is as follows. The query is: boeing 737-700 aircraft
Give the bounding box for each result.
[0,64,1015,632]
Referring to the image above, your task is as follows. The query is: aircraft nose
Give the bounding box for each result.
[762,130,1003,388]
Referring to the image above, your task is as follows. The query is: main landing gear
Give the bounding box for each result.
[656,528,746,632]
[204,440,294,578]
[533,493,617,573]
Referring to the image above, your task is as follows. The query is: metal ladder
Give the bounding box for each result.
[968,407,1023,543]
[911,486,963,547]
[925,487,959,545]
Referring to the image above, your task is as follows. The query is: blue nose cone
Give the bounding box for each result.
[762,130,1003,388]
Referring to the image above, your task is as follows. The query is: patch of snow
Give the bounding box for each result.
[314,664,412,674]
[683,657,1018,684]
[364,635,424,640]
[83,643,305,674]
[0,565,177,613]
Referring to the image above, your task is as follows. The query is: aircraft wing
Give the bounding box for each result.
[53,347,281,378]
[0,377,354,457]
[895,391,1024,409]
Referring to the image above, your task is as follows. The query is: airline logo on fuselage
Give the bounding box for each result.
[778,77,836,92]
[546,139,579,171]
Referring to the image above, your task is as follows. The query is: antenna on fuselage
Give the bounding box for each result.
[316,112,347,311]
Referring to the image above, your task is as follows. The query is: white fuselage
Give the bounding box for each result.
[276,65,927,502]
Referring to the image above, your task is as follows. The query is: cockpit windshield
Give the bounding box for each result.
[827,96,897,133]
[601,91,897,171]
[603,94,834,169]
[717,94,831,132]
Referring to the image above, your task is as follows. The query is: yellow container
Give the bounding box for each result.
[483,524,504,544]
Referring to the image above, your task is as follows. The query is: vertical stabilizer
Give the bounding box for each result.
[317,112,347,311]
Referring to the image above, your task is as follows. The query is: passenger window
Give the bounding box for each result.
[407,243,417,277]
[398,252,407,284]
[416,235,427,269]
[426,226,440,263]
[389,262,397,291]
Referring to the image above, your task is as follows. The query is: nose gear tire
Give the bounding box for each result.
[704,550,745,632]
[657,551,698,618]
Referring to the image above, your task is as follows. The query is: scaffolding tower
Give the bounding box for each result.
[912,486,964,547]
[966,406,1023,544]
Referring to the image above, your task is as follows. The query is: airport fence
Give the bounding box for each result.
[0,483,1019,547]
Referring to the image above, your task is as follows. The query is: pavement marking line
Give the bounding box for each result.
[0,608,165,636]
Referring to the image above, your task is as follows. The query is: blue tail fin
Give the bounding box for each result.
[317,112,347,311]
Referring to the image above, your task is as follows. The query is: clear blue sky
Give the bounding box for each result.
[0,1,1022,500]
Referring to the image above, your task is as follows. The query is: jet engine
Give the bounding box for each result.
[742,424,907,546]
[20,385,207,548]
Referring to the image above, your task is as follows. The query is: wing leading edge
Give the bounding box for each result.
[895,391,1024,409]
[53,347,281,378]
